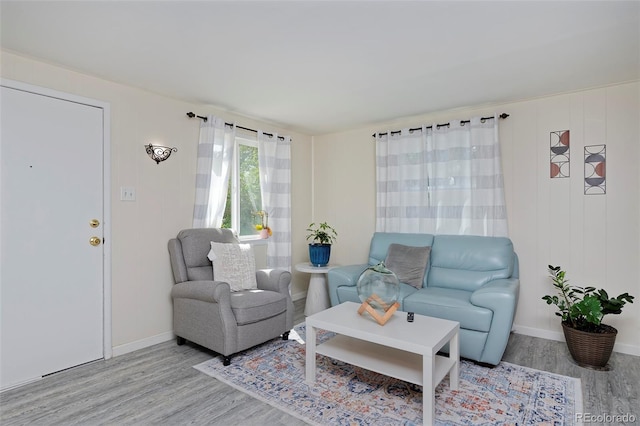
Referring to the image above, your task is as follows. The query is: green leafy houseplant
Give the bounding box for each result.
[542,265,634,333]
[305,222,338,245]
[305,222,338,267]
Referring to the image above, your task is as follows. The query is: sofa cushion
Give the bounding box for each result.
[369,232,435,265]
[230,290,286,325]
[208,242,258,292]
[403,287,493,332]
[385,244,431,289]
[428,235,514,292]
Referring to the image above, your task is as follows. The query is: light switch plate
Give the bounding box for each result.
[120,186,136,201]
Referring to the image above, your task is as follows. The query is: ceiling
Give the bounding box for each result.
[1,1,638,135]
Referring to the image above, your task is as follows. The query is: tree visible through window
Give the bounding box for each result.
[222,137,262,237]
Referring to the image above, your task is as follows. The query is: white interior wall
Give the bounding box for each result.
[1,50,313,354]
[314,82,640,355]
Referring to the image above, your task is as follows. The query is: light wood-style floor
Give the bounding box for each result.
[1,299,638,426]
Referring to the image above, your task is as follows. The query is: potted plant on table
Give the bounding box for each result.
[542,265,634,369]
[305,222,337,267]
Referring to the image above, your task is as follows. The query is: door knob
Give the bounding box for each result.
[89,219,100,228]
[89,236,101,246]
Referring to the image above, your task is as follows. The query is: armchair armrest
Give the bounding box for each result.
[256,268,294,331]
[170,280,231,304]
[327,264,369,306]
[255,269,292,295]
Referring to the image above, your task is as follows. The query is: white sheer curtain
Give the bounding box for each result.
[192,115,235,228]
[376,115,508,237]
[258,131,292,270]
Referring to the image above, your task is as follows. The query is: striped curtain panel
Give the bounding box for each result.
[192,116,235,228]
[376,115,508,237]
[258,132,292,270]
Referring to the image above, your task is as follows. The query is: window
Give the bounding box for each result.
[222,136,262,238]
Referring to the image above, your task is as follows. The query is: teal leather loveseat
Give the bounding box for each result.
[327,233,519,365]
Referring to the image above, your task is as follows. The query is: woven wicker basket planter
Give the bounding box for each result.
[562,322,617,369]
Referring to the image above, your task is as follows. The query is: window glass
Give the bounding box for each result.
[222,137,261,237]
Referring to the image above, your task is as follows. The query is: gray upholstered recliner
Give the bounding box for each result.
[168,228,293,365]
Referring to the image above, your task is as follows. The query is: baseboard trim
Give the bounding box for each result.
[111,331,175,357]
[292,291,307,301]
[512,324,640,357]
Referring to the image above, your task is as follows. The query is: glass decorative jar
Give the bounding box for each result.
[356,261,400,325]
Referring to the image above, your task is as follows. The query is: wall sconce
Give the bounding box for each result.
[145,144,177,164]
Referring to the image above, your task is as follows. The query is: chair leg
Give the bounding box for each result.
[222,355,231,366]
[282,331,290,340]
[176,336,186,346]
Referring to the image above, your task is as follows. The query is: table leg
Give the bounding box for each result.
[304,273,330,316]
[305,324,317,383]
[423,354,435,425]
[450,330,459,391]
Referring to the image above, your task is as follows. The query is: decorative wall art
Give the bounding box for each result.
[584,145,606,195]
[550,130,570,178]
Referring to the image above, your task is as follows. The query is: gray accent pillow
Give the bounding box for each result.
[385,243,431,289]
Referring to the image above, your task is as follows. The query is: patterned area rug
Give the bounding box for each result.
[194,324,582,425]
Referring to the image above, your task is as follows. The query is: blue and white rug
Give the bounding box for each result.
[195,324,582,425]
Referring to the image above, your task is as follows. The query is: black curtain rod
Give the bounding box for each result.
[187,111,208,121]
[186,112,285,141]
[373,113,509,137]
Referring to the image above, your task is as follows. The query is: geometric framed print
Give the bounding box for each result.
[584,144,606,195]
[550,130,570,178]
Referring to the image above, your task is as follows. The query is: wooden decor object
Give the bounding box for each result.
[358,293,400,326]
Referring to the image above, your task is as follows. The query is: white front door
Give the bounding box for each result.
[1,84,106,390]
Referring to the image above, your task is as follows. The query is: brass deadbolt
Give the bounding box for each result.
[90,219,100,228]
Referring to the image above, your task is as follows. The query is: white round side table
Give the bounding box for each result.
[295,263,336,316]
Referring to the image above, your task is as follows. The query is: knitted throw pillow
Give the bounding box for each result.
[207,242,257,292]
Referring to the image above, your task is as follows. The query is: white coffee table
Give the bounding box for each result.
[305,301,459,425]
